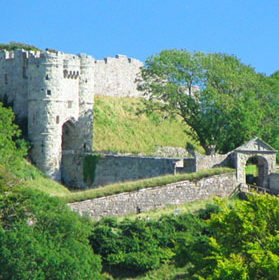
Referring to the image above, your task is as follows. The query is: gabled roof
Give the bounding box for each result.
[235,137,276,152]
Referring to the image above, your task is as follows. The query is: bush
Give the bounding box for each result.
[177,195,279,280]
[0,187,102,280]
[90,213,206,275]
[0,41,41,52]
[0,102,28,170]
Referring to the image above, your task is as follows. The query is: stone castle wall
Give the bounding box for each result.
[195,153,232,170]
[61,151,235,189]
[61,153,181,188]
[68,172,237,219]
[0,50,30,119]
[94,55,143,98]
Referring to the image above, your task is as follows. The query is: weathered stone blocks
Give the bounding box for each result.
[68,172,237,219]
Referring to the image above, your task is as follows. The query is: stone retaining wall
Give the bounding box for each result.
[195,153,231,170]
[269,173,279,192]
[68,172,237,219]
[62,153,181,188]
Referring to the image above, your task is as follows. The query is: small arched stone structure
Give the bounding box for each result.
[233,138,277,187]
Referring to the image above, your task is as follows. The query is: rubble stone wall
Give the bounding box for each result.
[68,172,237,219]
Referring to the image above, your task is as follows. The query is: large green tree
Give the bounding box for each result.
[0,187,103,280]
[179,195,279,280]
[139,49,274,154]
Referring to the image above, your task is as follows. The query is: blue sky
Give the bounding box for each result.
[0,0,278,75]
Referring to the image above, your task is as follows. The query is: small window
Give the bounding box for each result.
[4,74,7,85]
[22,67,27,79]
[68,101,73,108]
[45,74,49,80]
[56,116,60,124]
[47,89,51,96]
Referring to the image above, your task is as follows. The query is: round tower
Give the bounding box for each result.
[27,51,81,180]
[77,53,95,152]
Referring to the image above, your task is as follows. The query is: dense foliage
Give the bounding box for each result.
[0,102,28,169]
[175,195,279,280]
[0,41,42,52]
[89,208,214,278]
[0,187,103,280]
[139,49,279,154]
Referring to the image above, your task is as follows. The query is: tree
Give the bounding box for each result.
[138,49,270,154]
[0,102,28,166]
[183,195,279,280]
[0,187,103,280]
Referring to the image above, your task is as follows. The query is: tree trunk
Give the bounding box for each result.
[205,145,216,155]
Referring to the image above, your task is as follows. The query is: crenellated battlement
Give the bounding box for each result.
[94,54,143,97]
[94,54,142,65]
[0,49,96,66]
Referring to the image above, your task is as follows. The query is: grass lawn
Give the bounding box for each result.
[245,164,258,176]
[93,95,204,155]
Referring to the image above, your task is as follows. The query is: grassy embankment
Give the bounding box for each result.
[93,95,204,155]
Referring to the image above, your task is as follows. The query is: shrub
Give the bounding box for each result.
[0,187,102,280]
[177,195,279,280]
[0,102,28,170]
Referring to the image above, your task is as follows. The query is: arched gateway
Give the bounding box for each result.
[233,138,277,187]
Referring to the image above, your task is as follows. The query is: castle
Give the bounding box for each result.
[0,49,143,181]
[1,49,278,193]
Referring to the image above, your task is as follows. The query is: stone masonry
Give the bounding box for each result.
[68,172,237,219]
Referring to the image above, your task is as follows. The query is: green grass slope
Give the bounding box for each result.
[93,95,204,155]
[14,159,70,197]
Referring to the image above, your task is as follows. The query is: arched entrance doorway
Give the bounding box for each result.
[61,119,78,185]
[233,138,276,188]
[245,156,268,187]
[62,119,77,152]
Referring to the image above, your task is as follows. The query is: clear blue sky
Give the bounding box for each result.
[1,0,278,75]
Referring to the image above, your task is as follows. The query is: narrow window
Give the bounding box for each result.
[47,89,51,96]
[56,116,60,124]
[68,101,73,108]
[4,74,7,85]
[22,67,27,79]
[45,74,49,80]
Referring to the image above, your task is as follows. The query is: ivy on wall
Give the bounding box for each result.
[83,155,103,185]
